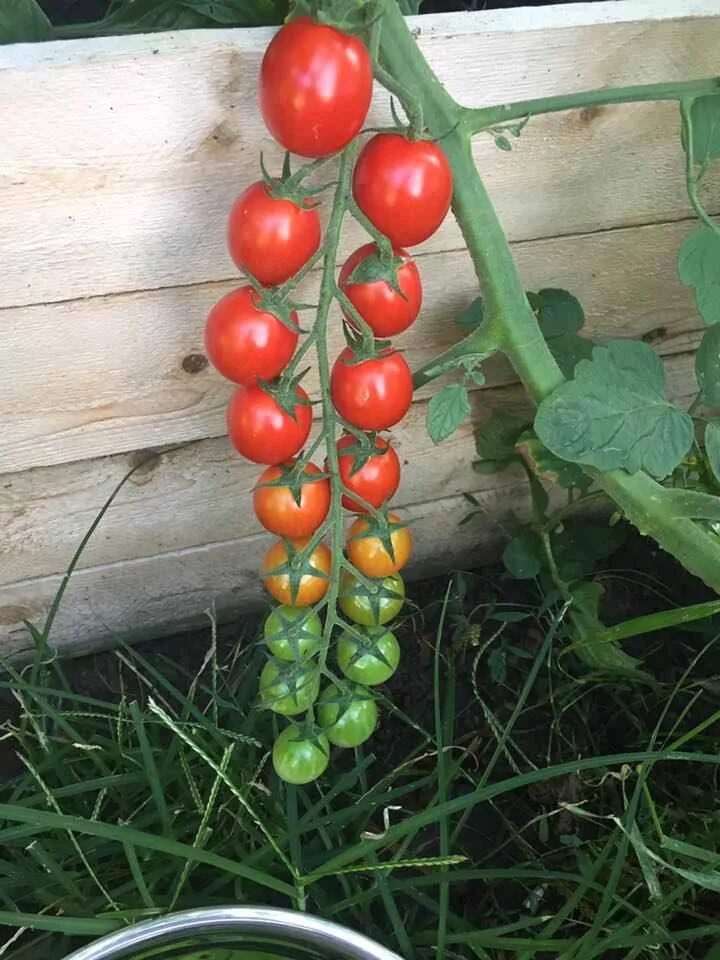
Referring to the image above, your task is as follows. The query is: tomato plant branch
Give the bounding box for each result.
[680,98,720,236]
[377,0,720,594]
[312,143,359,670]
[466,77,720,133]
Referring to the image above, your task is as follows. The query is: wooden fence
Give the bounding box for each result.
[1,0,718,657]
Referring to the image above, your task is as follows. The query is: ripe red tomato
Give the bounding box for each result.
[353,134,453,247]
[254,460,330,538]
[346,512,412,578]
[227,181,321,287]
[205,286,298,385]
[334,435,401,513]
[227,385,312,464]
[331,348,413,431]
[262,538,331,606]
[338,243,422,338]
[260,18,372,158]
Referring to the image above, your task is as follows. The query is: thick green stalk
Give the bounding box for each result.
[378,1,720,593]
[468,77,720,132]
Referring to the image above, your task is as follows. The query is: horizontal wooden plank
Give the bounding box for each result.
[0,346,698,659]
[1,7,719,308]
[0,217,706,474]
[1,399,489,584]
[0,486,526,660]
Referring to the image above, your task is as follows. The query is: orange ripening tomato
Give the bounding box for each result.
[346,513,412,578]
[262,538,331,606]
[254,461,331,539]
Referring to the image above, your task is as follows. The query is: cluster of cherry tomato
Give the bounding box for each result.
[203,16,452,784]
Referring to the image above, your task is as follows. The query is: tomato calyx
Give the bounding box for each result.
[259,658,320,715]
[257,371,312,423]
[340,625,396,671]
[347,508,408,563]
[258,152,331,208]
[254,459,329,509]
[340,567,404,618]
[345,245,408,300]
[287,0,380,35]
[266,537,329,604]
[337,431,386,478]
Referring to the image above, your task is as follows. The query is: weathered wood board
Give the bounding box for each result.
[0,0,717,657]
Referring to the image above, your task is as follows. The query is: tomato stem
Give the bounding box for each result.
[311,143,359,672]
[374,0,720,594]
[465,77,720,134]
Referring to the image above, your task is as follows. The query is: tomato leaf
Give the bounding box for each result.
[502,531,542,580]
[535,340,694,479]
[529,288,594,377]
[683,95,720,166]
[528,288,585,337]
[704,420,720,486]
[552,521,627,581]
[678,226,720,326]
[86,0,285,33]
[695,324,720,406]
[0,0,53,42]
[427,383,471,444]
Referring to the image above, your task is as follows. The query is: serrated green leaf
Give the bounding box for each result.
[706,421,720,486]
[516,431,592,491]
[684,95,720,166]
[502,531,542,580]
[547,332,595,378]
[696,324,720,405]
[427,383,470,444]
[528,288,585,337]
[0,0,53,43]
[535,340,694,479]
[456,296,485,332]
[678,226,720,325]
[529,288,593,376]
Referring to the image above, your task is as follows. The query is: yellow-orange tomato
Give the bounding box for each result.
[262,538,331,606]
[346,513,412,578]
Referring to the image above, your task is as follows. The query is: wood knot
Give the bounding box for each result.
[579,105,605,124]
[642,326,667,345]
[182,353,208,375]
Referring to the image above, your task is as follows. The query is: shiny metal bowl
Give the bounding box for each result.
[60,907,403,960]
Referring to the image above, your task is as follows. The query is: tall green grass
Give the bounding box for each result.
[1,466,720,958]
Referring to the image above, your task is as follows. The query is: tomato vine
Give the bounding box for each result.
[205,1,720,780]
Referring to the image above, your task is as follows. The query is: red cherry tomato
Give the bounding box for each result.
[338,243,422,338]
[260,18,372,158]
[227,385,312,464]
[334,435,401,513]
[352,134,453,247]
[331,348,413,431]
[204,286,298,385]
[253,460,330,538]
[227,181,321,287]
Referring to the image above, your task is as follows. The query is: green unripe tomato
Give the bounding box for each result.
[259,659,320,716]
[339,571,405,626]
[263,605,322,660]
[337,626,400,685]
[272,724,329,784]
[317,683,378,748]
